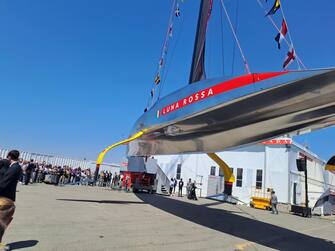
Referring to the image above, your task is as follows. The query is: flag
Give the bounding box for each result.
[283,48,295,69]
[154,73,161,85]
[159,58,164,68]
[169,24,173,37]
[175,4,180,17]
[266,0,281,16]
[163,43,168,54]
[275,19,287,49]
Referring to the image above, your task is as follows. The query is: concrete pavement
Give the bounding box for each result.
[3,184,335,251]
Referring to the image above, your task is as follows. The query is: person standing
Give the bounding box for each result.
[190,181,198,200]
[0,159,10,180]
[59,167,66,186]
[271,191,279,214]
[109,172,114,188]
[0,150,23,250]
[178,179,184,197]
[173,178,177,194]
[169,178,174,195]
[20,160,28,184]
[125,176,130,192]
[32,162,39,183]
[25,159,35,185]
[186,178,192,199]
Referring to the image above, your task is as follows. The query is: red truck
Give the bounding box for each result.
[121,171,157,193]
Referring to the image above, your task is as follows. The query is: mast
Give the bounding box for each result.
[189,0,213,84]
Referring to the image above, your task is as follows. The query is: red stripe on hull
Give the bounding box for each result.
[159,72,288,117]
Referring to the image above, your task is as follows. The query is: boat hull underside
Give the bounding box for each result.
[128,70,335,156]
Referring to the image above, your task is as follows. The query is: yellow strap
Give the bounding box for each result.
[96,129,147,165]
[207,153,235,183]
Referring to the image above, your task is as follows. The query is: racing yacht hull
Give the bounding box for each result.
[128,68,335,156]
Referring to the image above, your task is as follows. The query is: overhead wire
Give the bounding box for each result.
[207,2,213,77]
[279,0,303,70]
[146,0,177,109]
[220,0,251,74]
[219,2,225,75]
[159,1,187,98]
[231,0,240,76]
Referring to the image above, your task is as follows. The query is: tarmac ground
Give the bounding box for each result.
[3,184,335,251]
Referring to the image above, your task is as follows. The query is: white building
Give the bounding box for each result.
[155,138,335,209]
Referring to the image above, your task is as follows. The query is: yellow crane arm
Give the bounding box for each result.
[95,130,234,186]
[96,129,147,166]
[207,153,235,183]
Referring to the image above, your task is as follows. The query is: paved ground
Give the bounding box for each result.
[3,184,335,251]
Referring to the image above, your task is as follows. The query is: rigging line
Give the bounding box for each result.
[208,7,212,77]
[231,0,239,76]
[159,6,186,98]
[156,0,177,101]
[220,0,251,74]
[256,0,307,70]
[279,0,303,70]
[219,1,225,75]
[160,0,177,62]
[148,0,177,107]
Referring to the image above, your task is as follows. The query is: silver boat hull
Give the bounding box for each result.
[128,69,335,156]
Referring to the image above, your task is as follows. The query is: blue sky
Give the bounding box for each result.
[0,0,334,163]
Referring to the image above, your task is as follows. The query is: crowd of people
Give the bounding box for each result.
[1,157,200,198]
[1,152,122,250]
[0,157,128,189]
[97,171,129,189]
[14,159,94,186]
[0,149,281,251]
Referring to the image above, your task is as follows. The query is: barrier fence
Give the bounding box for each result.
[0,147,121,172]
[0,147,90,169]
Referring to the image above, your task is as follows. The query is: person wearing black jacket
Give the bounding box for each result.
[24,160,35,185]
[178,179,184,197]
[0,150,22,250]
[189,181,198,200]
[0,159,10,180]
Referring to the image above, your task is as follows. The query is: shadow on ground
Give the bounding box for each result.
[57,199,146,204]
[8,240,38,250]
[135,193,335,251]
